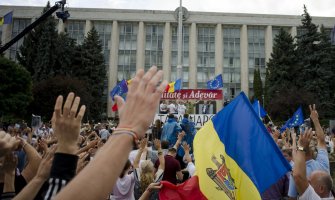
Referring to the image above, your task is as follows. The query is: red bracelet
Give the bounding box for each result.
[114,127,139,140]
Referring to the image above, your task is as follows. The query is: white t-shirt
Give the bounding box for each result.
[177,104,186,115]
[160,103,168,113]
[168,103,177,114]
[299,184,334,200]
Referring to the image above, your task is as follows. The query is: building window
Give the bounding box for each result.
[93,21,112,67]
[248,26,265,96]
[223,27,241,100]
[197,26,215,89]
[118,22,138,81]
[10,18,31,61]
[66,20,85,44]
[145,24,164,71]
[171,24,190,87]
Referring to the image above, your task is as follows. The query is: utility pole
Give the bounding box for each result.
[176,0,183,86]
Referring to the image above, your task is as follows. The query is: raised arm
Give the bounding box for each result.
[0,131,20,157]
[14,145,56,200]
[173,131,185,150]
[20,139,42,183]
[309,104,326,149]
[133,138,147,168]
[292,128,313,195]
[55,66,167,200]
[44,92,85,200]
[154,139,165,171]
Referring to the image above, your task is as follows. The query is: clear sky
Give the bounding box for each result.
[1,0,335,17]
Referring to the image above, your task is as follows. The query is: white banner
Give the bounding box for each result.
[154,114,215,128]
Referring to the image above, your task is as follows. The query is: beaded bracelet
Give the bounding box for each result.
[112,129,139,147]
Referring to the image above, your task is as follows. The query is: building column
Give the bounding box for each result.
[2,23,12,58]
[215,24,223,111]
[290,26,297,38]
[265,25,273,63]
[189,22,197,89]
[108,20,119,118]
[136,21,145,70]
[240,24,249,97]
[84,20,92,37]
[162,22,171,81]
[57,19,65,34]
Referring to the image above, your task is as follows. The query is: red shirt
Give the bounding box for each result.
[155,155,181,184]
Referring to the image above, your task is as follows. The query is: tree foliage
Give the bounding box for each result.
[253,68,263,104]
[0,57,33,121]
[72,27,106,120]
[266,6,335,121]
[16,3,107,121]
[31,76,92,121]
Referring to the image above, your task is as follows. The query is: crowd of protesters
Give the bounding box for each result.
[0,66,334,199]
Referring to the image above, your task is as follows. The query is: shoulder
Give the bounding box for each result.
[299,184,322,200]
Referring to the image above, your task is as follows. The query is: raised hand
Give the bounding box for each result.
[309,104,319,122]
[35,145,57,181]
[115,66,167,139]
[153,139,161,150]
[52,92,86,154]
[139,138,148,150]
[0,131,20,157]
[298,128,313,149]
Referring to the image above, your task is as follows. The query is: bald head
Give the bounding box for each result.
[309,170,333,198]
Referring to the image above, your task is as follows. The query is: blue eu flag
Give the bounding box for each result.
[280,106,304,133]
[207,74,223,89]
[110,79,128,101]
[288,106,304,127]
[252,99,267,118]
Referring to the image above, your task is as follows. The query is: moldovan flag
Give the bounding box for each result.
[167,79,182,93]
[160,92,291,200]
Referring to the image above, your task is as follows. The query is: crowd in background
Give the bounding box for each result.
[0,66,334,200]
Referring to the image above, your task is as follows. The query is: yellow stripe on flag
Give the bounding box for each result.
[0,17,4,25]
[167,82,175,93]
[194,120,261,200]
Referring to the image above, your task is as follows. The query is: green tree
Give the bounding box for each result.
[72,27,106,120]
[253,68,263,104]
[17,1,59,82]
[266,28,301,120]
[314,25,335,118]
[0,57,33,122]
[295,6,335,118]
[31,76,92,121]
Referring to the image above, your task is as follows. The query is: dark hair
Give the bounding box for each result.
[168,147,177,153]
[120,160,131,178]
[161,140,169,149]
[282,149,292,157]
[168,114,175,119]
[183,114,189,119]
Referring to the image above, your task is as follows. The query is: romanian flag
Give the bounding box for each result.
[0,11,13,25]
[167,79,182,93]
[160,92,291,199]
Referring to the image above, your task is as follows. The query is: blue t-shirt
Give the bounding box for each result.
[288,148,329,197]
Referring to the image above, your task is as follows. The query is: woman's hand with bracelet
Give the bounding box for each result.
[115,66,167,139]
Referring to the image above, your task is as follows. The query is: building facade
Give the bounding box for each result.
[1,6,334,117]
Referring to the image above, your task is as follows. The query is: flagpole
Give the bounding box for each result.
[176,0,183,87]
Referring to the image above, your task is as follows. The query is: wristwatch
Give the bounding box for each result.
[297,145,306,152]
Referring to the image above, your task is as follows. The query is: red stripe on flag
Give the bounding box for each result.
[112,103,118,112]
[159,176,207,200]
[164,84,170,93]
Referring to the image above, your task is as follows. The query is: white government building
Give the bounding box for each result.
[1,5,334,116]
